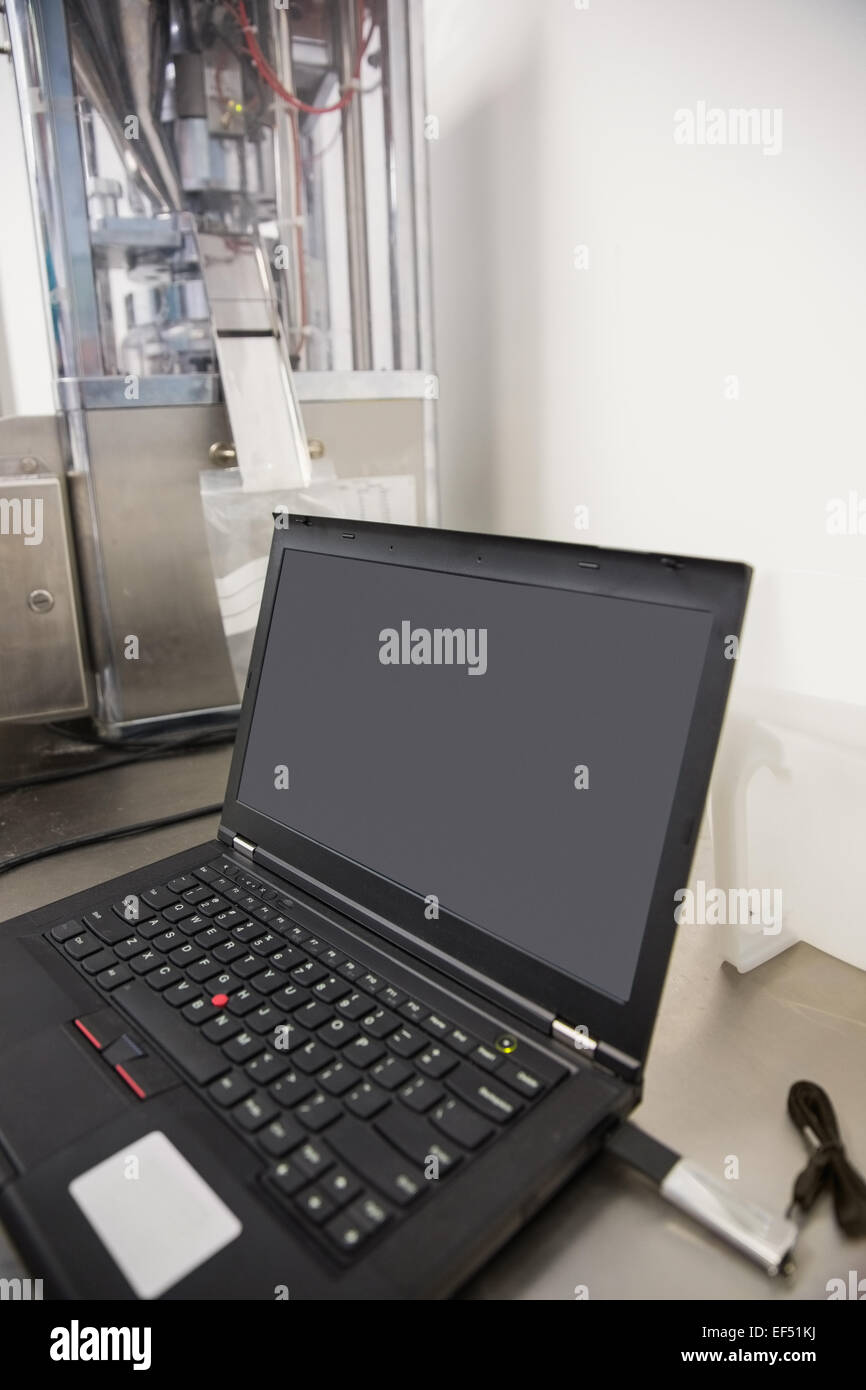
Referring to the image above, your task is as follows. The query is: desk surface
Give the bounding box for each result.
[1,731,864,1300]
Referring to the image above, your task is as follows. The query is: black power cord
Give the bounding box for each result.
[787,1080,866,1237]
[0,804,223,878]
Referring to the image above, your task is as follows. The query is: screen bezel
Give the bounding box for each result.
[221,516,750,1063]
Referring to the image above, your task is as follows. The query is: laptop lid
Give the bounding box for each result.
[220,517,750,1065]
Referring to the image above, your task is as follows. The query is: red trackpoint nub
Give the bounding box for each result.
[211,993,229,1008]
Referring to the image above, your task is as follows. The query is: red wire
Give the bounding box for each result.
[228,0,368,115]
[225,0,371,358]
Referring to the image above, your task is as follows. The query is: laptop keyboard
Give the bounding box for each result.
[46,856,566,1260]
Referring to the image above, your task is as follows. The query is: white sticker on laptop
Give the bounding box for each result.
[69,1130,242,1299]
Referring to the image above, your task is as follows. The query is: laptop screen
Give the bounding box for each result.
[237,547,713,1003]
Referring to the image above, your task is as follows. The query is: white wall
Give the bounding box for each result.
[424,0,866,705]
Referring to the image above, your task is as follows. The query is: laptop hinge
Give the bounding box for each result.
[552,1019,642,1083]
[232,834,256,860]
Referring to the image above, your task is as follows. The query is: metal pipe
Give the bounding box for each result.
[335,0,372,369]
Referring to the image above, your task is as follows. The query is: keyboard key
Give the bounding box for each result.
[202,1012,241,1043]
[209,1070,253,1107]
[431,1097,493,1150]
[295,1092,342,1132]
[293,1039,335,1074]
[259,1115,305,1157]
[194,926,228,950]
[233,1092,279,1132]
[140,886,176,910]
[51,920,83,943]
[83,909,128,944]
[164,979,202,1008]
[96,963,132,991]
[273,984,310,1013]
[375,1105,461,1175]
[246,1049,291,1086]
[81,948,117,975]
[329,1119,423,1206]
[345,1082,390,1119]
[320,947,345,970]
[182,884,212,905]
[224,1031,265,1063]
[295,1000,331,1030]
[369,1055,414,1091]
[250,968,288,995]
[293,1138,334,1181]
[379,986,407,1010]
[188,956,220,983]
[267,1159,306,1197]
[312,974,351,1004]
[163,902,195,923]
[231,922,261,945]
[398,1075,444,1113]
[318,1017,359,1049]
[269,1070,315,1108]
[169,941,199,967]
[352,1193,391,1231]
[209,971,240,997]
[324,1211,367,1252]
[233,952,263,979]
[359,972,383,995]
[360,1007,400,1039]
[214,907,245,930]
[64,931,102,960]
[500,1062,545,1099]
[196,896,229,917]
[447,1027,475,1054]
[291,960,328,986]
[322,1167,363,1207]
[116,981,229,1085]
[400,999,426,1023]
[146,963,183,992]
[135,917,166,940]
[250,933,282,958]
[337,960,364,983]
[343,1034,385,1068]
[317,1060,361,1096]
[471,1043,503,1072]
[296,1188,335,1224]
[129,949,162,975]
[115,935,144,959]
[269,945,303,972]
[227,988,264,1017]
[167,875,197,894]
[416,1044,458,1079]
[446,1062,524,1123]
[336,990,374,1020]
[247,1003,283,1035]
[387,1025,427,1058]
[182,997,212,1025]
[213,939,243,963]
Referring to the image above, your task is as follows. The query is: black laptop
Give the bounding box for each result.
[0,517,749,1299]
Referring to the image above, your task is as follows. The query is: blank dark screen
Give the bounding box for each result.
[238,548,712,1001]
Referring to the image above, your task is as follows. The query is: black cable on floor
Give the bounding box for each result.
[787,1079,866,1237]
[0,804,223,877]
[0,730,235,797]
